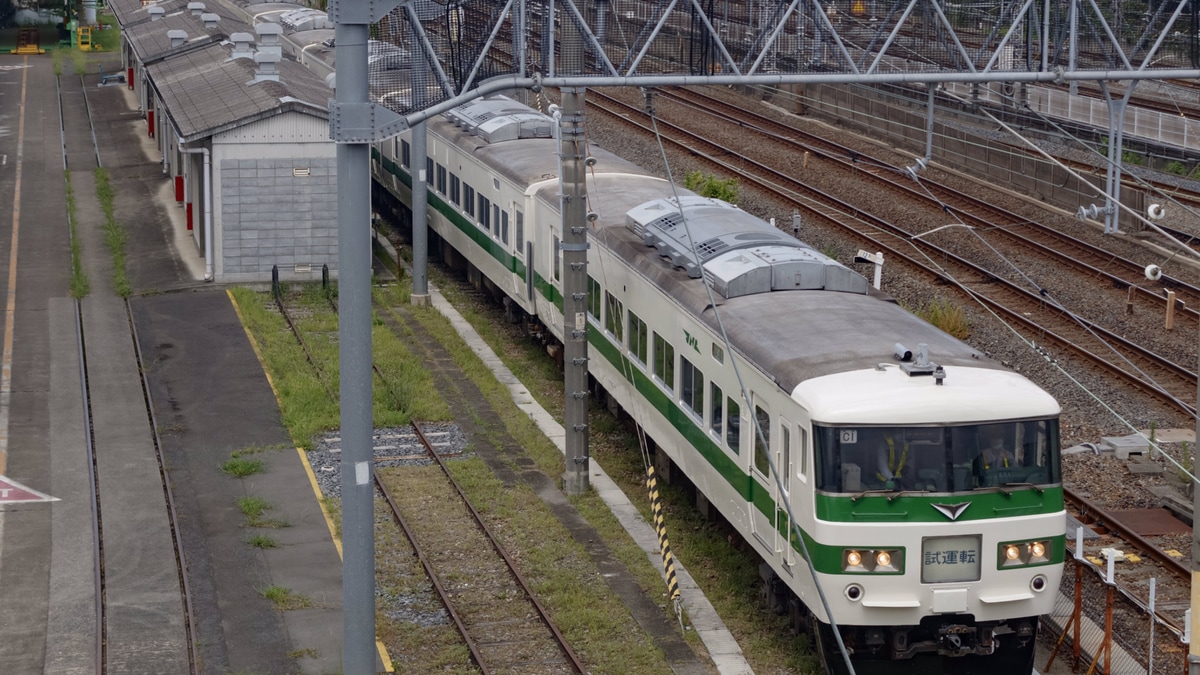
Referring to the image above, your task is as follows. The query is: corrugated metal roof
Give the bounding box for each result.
[147,41,331,142]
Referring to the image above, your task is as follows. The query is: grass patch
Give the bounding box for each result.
[71,48,88,76]
[247,534,278,549]
[51,49,64,77]
[228,284,450,449]
[259,585,313,610]
[238,496,270,520]
[319,496,342,539]
[94,13,121,52]
[221,457,265,478]
[64,170,90,298]
[94,168,131,297]
[287,647,319,659]
[912,297,970,339]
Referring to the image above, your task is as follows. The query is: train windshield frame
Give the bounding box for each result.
[812,419,1061,495]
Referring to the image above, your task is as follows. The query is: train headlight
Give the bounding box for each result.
[842,548,903,573]
[999,540,1051,568]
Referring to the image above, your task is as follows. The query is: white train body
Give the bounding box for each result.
[372,94,1063,668]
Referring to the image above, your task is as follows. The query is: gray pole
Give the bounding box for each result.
[560,86,590,495]
[333,18,375,675]
[410,120,430,305]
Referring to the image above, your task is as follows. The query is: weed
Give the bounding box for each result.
[64,170,90,298]
[247,534,277,548]
[238,496,270,520]
[221,457,265,478]
[683,170,739,204]
[915,298,970,339]
[94,168,131,297]
[259,585,314,610]
[287,648,320,659]
[51,49,63,77]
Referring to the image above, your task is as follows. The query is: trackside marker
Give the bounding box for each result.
[0,475,58,505]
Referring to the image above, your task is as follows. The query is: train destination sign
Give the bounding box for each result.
[922,535,982,583]
[0,475,58,505]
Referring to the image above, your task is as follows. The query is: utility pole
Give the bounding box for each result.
[560,86,590,495]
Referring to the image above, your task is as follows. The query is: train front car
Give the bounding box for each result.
[791,327,1063,673]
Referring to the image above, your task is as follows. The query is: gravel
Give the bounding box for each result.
[307,422,469,498]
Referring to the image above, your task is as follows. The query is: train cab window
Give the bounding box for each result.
[464,185,476,217]
[652,332,674,394]
[515,210,524,253]
[680,357,703,417]
[709,383,723,438]
[726,397,741,453]
[500,210,510,244]
[812,420,1061,494]
[401,140,410,168]
[753,404,771,477]
[604,293,623,341]
[629,311,647,364]
[479,196,491,231]
[449,174,460,207]
[587,277,601,318]
[436,164,447,195]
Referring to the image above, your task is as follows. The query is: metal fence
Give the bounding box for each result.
[1042,552,1185,675]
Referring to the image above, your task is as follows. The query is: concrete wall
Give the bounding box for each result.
[216,155,337,284]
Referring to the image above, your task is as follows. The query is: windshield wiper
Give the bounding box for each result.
[1002,482,1045,495]
[887,489,930,503]
[850,488,895,502]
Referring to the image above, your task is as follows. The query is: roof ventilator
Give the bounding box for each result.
[148,6,165,21]
[186,2,205,16]
[201,13,219,29]
[254,23,284,60]
[167,30,187,49]
[899,343,946,384]
[250,51,281,84]
[228,32,254,60]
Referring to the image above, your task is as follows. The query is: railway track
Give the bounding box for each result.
[587,89,1200,418]
[272,282,585,673]
[61,74,199,675]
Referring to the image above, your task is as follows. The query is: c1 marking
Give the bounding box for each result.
[840,429,858,444]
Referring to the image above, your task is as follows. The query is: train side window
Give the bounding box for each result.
[449,174,460,207]
[629,311,647,363]
[709,383,723,438]
[436,164,447,195]
[493,205,502,239]
[401,140,410,168]
[780,421,792,495]
[753,403,770,477]
[426,157,433,183]
[797,427,809,481]
[726,397,740,453]
[500,210,509,244]
[680,356,703,418]
[464,184,476,217]
[653,332,675,394]
[479,195,491,230]
[587,277,601,318]
[515,210,524,253]
[712,343,724,363]
[604,293,623,341]
[553,235,561,281]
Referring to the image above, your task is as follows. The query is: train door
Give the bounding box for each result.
[748,395,779,556]
[778,417,795,568]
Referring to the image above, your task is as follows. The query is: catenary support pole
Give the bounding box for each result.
[410,120,430,304]
[333,18,375,675]
[1192,320,1200,675]
[561,86,590,495]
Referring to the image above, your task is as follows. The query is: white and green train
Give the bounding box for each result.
[371,93,1064,674]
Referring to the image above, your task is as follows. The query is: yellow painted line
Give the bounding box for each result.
[0,57,28,476]
[226,290,394,673]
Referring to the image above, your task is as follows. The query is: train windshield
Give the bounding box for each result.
[812,419,1061,495]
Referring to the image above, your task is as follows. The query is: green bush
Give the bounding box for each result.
[683,171,739,204]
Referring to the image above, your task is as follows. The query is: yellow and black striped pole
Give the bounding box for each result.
[646,466,680,605]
